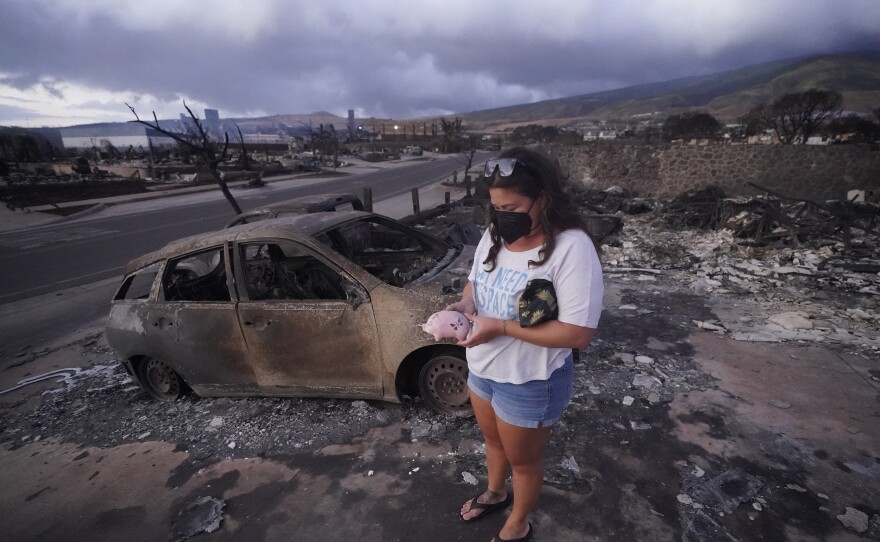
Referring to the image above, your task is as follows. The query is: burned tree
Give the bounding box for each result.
[126,102,242,214]
[234,123,251,171]
[0,130,50,164]
[315,124,339,169]
[439,117,464,153]
[452,135,478,184]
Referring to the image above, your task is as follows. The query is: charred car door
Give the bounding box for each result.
[152,245,258,394]
[234,240,383,398]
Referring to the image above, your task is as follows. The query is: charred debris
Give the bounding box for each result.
[579,183,879,295]
[2,184,879,540]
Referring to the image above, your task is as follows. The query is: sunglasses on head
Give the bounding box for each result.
[484,158,520,178]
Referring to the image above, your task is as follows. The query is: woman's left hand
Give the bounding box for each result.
[457,313,505,347]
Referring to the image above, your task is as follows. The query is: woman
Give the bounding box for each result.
[448,147,603,542]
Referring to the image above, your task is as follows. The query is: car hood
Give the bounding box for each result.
[409,244,475,300]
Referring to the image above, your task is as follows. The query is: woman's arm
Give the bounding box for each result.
[458,314,595,350]
[445,281,476,315]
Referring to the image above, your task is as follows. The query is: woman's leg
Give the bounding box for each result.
[494,418,552,540]
[461,390,511,520]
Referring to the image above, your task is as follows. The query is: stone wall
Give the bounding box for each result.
[550,142,880,200]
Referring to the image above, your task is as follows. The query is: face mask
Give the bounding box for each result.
[493,200,535,244]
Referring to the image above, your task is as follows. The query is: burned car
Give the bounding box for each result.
[225,193,365,228]
[106,211,475,415]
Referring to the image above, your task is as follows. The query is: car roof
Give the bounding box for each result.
[259,193,364,213]
[224,193,365,228]
[124,210,373,273]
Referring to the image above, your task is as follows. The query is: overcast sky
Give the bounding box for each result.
[1,0,878,127]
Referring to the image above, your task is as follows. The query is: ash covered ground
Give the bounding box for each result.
[2,189,879,541]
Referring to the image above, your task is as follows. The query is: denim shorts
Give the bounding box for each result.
[467,354,574,428]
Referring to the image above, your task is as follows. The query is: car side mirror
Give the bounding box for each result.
[343,280,369,309]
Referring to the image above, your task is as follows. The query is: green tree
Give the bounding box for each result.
[745,89,842,144]
[825,114,879,143]
[662,112,721,140]
[510,124,564,144]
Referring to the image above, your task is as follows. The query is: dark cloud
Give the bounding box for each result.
[1,0,878,126]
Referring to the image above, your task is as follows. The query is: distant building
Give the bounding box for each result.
[59,123,177,150]
[287,137,304,153]
[347,109,356,139]
[204,109,221,138]
[582,130,618,141]
[746,131,779,145]
[242,133,285,144]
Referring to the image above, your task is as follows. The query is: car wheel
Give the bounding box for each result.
[418,351,472,416]
[137,357,184,401]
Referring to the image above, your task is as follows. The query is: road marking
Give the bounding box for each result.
[0,226,120,249]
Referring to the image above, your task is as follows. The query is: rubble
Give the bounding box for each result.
[837,507,869,533]
[0,335,437,460]
[461,471,478,485]
[589,185,880,354]
[768,311,813,330]
[1,188,878,541]
[687,469,765,514]
[632,374,662,389]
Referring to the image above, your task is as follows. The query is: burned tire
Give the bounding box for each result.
[137,357,184,401]
[418,351,472,416]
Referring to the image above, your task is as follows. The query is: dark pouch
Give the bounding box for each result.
[518,279,558,328]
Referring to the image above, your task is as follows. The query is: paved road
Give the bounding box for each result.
[0,155,481,305]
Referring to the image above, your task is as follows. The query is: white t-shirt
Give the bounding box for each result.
[467,228,603,384]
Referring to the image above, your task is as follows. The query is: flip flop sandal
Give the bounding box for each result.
[495,521,533,542]
[460,492,512,522]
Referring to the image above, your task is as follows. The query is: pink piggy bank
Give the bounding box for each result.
[422,310,472,341]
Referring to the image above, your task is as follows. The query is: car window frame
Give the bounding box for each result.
[113,261,164,302]
[157,244,236,303]
[232,237,368,304]
[331,215,452,254]
[315,215,455,287]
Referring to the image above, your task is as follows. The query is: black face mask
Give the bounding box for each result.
[494,200,535,244]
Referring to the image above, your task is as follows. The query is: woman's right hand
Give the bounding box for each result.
[445,281,475,315]
[445,299,475,314]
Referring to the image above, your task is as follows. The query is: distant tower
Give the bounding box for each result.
[347,109,356,139]
[204,109,221,138]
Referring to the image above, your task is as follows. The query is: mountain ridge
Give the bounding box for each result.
[456,52,880,130]
[35,52,880,132]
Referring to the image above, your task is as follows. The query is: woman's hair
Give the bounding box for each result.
[482,146,596,271]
